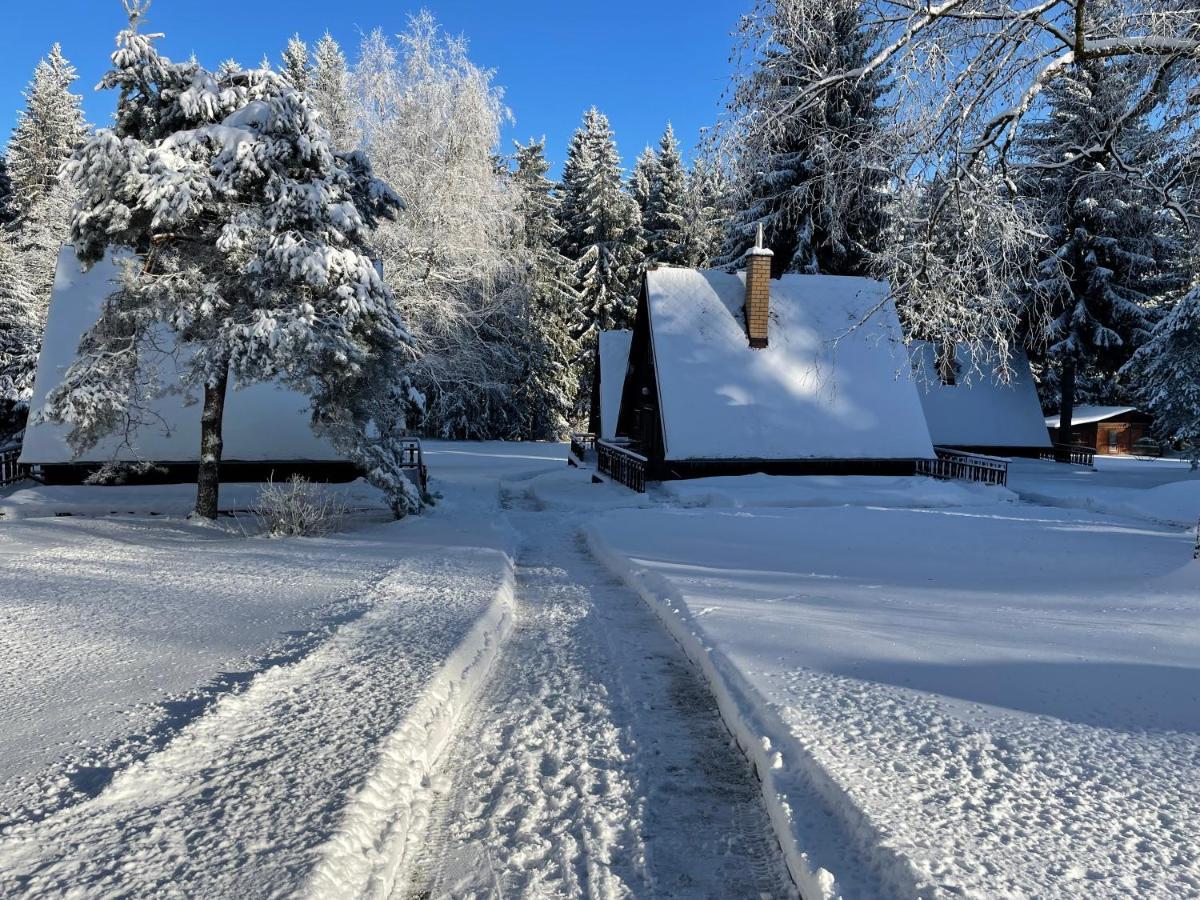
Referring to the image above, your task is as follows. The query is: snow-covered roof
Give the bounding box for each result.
[911,343,1051,449]
[597,330,632,441]
[644,268,935,461]
[1043,405,1139,427]
[20,247,345,465]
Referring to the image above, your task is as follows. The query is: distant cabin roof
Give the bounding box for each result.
[20,247,345,466]
[644,268,934,462]
[1044,405,1140,427]
[911,343,1051,449]
[597,330,632,441]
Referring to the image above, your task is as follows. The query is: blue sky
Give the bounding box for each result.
[1,1,744,175]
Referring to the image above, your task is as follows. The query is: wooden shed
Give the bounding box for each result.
[1044,406,1154,456]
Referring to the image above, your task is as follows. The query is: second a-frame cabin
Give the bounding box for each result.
[602,237,937,483]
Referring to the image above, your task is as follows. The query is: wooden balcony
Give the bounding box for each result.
[1039,443,1096,467]
[597,439,648,493]
[0,447,27,488]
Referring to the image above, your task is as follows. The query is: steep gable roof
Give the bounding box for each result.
[911,343,1051,449]
[597,330,632,441]
[20,247,344,465]
[643,268,934,462]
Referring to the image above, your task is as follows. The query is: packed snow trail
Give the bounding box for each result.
[0,545,512,898]
[399,487,795,899]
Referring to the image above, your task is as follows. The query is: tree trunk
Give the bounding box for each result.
[1057,359,1076,446]
[194,361,230,520]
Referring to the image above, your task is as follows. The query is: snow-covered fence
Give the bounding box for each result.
[569,432,596,464]
[597,439,647,493]
[1039,443,1096,467]
[917,447,1009,487]
[0,448,27,487]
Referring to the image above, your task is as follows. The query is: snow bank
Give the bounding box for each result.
[0,479,389,520]
[304,562,515,899]
[1009,457,1200,526]
[660,473,1016,509]
[586,502,1200,897]
[524,466,656,511]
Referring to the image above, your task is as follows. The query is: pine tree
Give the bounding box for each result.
[1124,282,1200,463]
[311,33,357,152]
[718,0,888,277]
[0,235,40,436]
[280,34,311,93]
[45,6,415,518]
[6,44,87,219]
[0,155,14,225]
[558,109,645,421]
[510,139,579,440]
[681,157,729,268]
[628,146,660,221]
[1021,59,1186,442]
[643,123,688,266]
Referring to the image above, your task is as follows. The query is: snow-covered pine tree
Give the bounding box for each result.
[280,34,311,93]
[643,123,688,266]
[0,155,14,225]
[717,0,889,277]
[509,138,579,440]
[0,235,40,438]
[354,15,520,438]
[44,3,415,519]
[1020,58,1186,442]
[311,33,358,152]
[629,145,660,223]
[681,156,730,268]
[558,108,645,421]
[1124,282,1200,463]
[5,43,88,220]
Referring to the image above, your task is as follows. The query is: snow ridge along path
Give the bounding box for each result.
[398,486,796,899]
[0,543,515,899]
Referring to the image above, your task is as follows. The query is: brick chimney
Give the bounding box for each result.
[744,223,773,349]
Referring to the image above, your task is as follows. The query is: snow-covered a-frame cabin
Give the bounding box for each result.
[910,343,1051,457]
[599,240,938,487]
[20,247,361,484]
[588,329,632,441]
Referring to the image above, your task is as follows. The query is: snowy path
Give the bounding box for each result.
[398,488,795,899]
[0,544,512,898]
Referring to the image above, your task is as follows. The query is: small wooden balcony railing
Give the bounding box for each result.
[569,432,596,464]
[597,439,648,493]
[397,438,428,493]
[917,447,1010,487]
[0,447,27,488]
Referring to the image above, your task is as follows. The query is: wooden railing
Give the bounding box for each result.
[597,439,648,493]
[917,447,1010,487]
[397,438,428,493]
[569,432,596,463]
[0,447,27,488]
[1039,443,1096,467]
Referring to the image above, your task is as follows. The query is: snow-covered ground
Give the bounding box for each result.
[580,465,1200,898]
[0,442,558,896]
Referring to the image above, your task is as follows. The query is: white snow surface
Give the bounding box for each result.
[597,329,632,440]
[0,441,569,897]
[580,467,1200,898]
[21,247,345,465]
[1043,404,1139,427]
[910,343,1050,448]
[644,268,935,461]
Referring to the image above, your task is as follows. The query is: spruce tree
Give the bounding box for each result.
[6,44,87,219]
[1021,60,1185,442]
[45,5,414,518]
[0,155,13,225]
[510,139,579,440]
[311,33,357,152]
[629,145,660,222]
[718,0,888,276]
[681,157,729,268]
[644,124,688,266]
[0,236,40,436]
[558,109,644,421]
[280,34,311,93]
